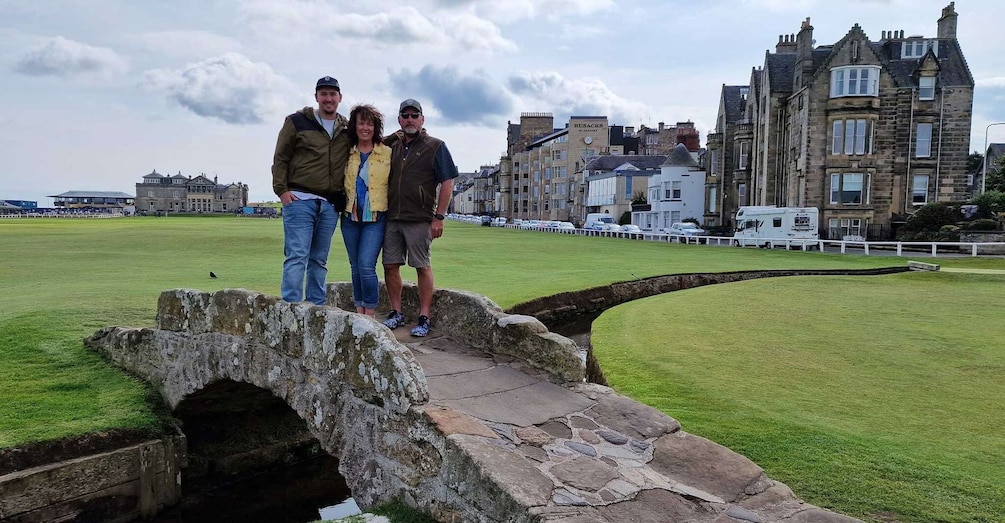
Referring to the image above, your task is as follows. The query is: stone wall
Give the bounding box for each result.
[960,231,1005,254]
[0,434,184,522]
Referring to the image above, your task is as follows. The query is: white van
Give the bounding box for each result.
[733,206,819,248]
[584,213,618,231]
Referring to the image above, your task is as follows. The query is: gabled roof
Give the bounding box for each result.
[142,170,164,179]
[662,144,698,167]
[582,155,666,172]
[870,39,974,87]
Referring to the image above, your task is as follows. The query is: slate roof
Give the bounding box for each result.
[765,53,797,92]
[661,143,698,167]
[869,39,974,87]
[582,155,666,172]
[49,191,135,198]
[142,170,164,179]
[722,85,747,123]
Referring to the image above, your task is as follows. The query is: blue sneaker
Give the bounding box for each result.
[411,315,431,337]
[383,310,406,329]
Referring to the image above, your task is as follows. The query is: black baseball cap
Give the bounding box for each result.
[399,99,422,113]
[316,76,340,91]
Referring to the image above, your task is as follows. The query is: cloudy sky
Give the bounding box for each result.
[2,0,1003,205]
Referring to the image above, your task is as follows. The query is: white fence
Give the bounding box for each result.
[498,224,1005,257]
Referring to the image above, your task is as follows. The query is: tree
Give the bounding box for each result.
[966,151,984,175]
[987,155,1005,193]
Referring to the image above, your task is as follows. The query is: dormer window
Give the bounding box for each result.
[919,76,936,100]
[830,66,881,97]
[902,40,937,59]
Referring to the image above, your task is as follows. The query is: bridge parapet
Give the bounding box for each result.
[328,282,584,382]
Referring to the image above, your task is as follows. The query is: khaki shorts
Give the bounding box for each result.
[382,220,432,268]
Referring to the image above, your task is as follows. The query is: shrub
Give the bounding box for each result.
[619,211,632,225]
[968,190,1005,218]
[899,202,958,237]
[963,218,1000,231]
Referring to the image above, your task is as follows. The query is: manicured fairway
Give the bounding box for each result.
[592,272,1005,523]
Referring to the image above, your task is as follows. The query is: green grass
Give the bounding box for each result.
[592,272,1005,523]
[1,217,1000,520]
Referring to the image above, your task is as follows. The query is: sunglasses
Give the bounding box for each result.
[399,112,421,120]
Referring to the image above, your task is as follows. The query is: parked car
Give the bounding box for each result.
[667,222,706,241]
[511,218,523,226]
[519,220,540,230]
[480,215,492,226]
[492,217,507,227]
[601,223,624,232]
[621,224,642,233]
[557,222,576,230]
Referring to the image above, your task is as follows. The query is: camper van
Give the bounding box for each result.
[732,206,819,248]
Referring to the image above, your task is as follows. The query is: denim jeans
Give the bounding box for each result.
[340,216,386,309]
[281,198,338,305]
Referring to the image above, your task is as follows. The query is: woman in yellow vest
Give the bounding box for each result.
[341,104,391,317]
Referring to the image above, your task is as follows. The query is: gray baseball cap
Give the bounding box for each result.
[399,99,422,113]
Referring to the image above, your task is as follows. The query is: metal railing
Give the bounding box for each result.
[495,223,1005,257]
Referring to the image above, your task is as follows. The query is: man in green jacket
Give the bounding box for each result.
[271,76,350,304]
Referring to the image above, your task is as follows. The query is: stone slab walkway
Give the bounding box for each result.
[388,326,861,523]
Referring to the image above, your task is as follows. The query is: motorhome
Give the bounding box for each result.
[733,206,819,248]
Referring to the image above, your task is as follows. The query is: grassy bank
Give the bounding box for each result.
[592,272,1005,522]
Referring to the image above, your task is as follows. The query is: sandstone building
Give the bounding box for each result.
[705,2,973,238]
[134,170,248,214]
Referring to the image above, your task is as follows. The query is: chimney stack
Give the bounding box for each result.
[775,33,797,53]
[938,2,958,39]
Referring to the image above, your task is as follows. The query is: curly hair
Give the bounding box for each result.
[347,104,384,146]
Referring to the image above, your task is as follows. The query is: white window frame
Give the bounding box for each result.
[919,76,936,101]
[709,187,718,213]
[663,182,673,200]
[737,183,747,206]
[902,40,937,59]
[738,142,749,169]
[830,66,881,98]
[912,174,930,205]
[710,151,719,176]
[671,180,682,200]
[830,172,868,205]
[916,123,933,158]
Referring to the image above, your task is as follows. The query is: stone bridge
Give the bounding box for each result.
[84,280,865,523]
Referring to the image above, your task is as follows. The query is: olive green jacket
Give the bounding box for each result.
[271,107,349,202]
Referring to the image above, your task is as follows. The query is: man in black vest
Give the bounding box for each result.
[382,99,458,336]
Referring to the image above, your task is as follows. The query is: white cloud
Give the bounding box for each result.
[507,71,650,125]
[238,1,514,52]
[438,0,615,23]
[142,52,295,125]
[14,36,128,77]
[132,30,242,59]
[976,77,1005,88]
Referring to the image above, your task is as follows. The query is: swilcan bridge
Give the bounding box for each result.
[79,278,868,522]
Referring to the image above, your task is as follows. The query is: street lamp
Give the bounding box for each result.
[982,122,1005,194]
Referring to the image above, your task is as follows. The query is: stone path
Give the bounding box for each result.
[387,326,861,523]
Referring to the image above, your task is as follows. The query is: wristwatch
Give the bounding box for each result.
[434,213,445,220]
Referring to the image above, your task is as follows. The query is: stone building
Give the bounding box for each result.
[706,2,974,239]
[134,170,248,214]
[500,114,700,225]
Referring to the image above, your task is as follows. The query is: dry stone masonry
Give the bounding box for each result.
[79,284,863,522]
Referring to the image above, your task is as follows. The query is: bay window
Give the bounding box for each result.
[830,66,880,97]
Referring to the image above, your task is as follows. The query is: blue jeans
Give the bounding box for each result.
[282,198,338,305]
[340,216,386,309]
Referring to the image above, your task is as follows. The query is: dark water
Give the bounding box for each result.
[149,455,359,523]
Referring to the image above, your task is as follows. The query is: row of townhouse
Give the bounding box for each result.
[705,2,975,239]
[494,113,700,225]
